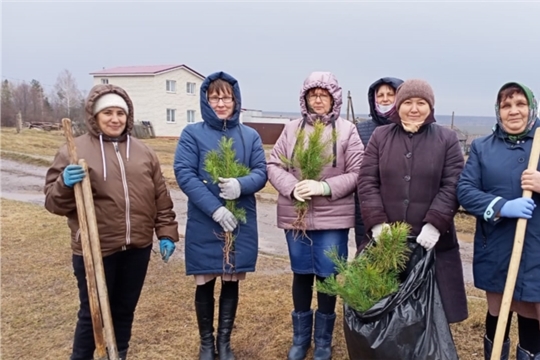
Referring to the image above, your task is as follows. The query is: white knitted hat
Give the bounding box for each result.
[93,93,129,115]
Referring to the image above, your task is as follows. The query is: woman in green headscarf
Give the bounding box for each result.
[458,82,540,360]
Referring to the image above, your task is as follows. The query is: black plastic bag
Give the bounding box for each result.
[343,241,458,360]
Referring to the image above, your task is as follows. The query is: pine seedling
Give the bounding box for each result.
[280,119,337,237]
[204,136,251,269]
[316,222,412,312]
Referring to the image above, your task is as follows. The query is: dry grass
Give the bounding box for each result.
[455,211,477,235]
[0,127,278,195]
[0,150,53,167]
[1,199,521,359]
[0,127,65,156]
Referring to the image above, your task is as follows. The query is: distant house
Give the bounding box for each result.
[440,125,468,154]
[90,64,205,137]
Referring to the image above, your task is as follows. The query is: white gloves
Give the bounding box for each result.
[218,177,241,200]
[212,206,238,232]
[371,223,390,242]
[293,180,326,202]
[293,186,310,202]
[416,223,440,250]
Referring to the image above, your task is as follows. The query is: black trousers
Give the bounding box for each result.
[70,245,152,360]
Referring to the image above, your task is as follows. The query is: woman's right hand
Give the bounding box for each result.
[62,164,86,188]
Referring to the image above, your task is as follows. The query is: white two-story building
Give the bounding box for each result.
[90,64,205,137]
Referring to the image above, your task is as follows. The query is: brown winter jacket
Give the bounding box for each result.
[44,84,178,257]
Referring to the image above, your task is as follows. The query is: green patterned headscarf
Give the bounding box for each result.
[495,82,538,142]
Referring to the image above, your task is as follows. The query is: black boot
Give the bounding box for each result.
[195,299,217,360]
[217,296,238,360]
[313,311,336,360]
[484,334,510,360]
[118,348,128,360]
[517,344,540,360]
[287,310,313,360]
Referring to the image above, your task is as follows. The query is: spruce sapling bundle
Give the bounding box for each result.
[204,136,250,268]
[316,222,412,312]
[280,119,337,236]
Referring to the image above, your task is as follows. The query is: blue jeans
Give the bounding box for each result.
[285,229,349,277]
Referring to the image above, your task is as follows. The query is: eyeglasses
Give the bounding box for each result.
[308,93,331,102]
[208,96,234,104]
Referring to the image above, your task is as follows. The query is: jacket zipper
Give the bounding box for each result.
[113,142,131,246]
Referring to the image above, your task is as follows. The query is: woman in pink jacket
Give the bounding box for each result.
[267,71,364,360]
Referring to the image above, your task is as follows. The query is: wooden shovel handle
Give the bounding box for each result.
[491,127,540,360]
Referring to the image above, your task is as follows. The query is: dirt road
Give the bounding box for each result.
[0,158,474,283]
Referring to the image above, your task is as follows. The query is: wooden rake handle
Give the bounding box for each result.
[490,127,540,360]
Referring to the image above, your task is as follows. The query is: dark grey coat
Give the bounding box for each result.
[358,118,468,324]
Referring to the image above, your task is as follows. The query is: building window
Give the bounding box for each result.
[187,110,196,123]
[101,78,109,84]
[186,82,196,94]
[166,80,176,93]
[167,109,176,123]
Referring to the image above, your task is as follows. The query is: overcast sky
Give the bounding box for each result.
[3,1,540,117]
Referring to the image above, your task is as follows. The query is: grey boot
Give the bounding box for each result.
[195,299,217,360]
[287,310,313,360]
[517,344,540,360]
[313,311,336,360]
[217,296,238,360]
[484,334,510,360]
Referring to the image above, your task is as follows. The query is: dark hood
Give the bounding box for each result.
[368,77,403,125]
[200,71,242,130]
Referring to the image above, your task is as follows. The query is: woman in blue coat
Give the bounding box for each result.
[457,82,540,360]
[174,71,267,360]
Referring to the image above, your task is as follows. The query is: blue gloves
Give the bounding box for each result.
[500,197,536,219]
[63,164,86,188]
[159,238,176,263]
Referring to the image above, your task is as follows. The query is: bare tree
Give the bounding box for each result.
[30,79,44,123]
[54,69,83,120]
[12,81,32,124]
[1,80,16,126]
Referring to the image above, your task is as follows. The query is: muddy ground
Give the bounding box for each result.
[0,158,474,283]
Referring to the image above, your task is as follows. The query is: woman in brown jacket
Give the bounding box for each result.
[358,79,468,330]
[44,84,179,360]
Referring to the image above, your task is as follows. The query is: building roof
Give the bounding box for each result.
[89,64,205,79]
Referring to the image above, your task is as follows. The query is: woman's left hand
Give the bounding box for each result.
[159,238,176,263]
[521,169,540,193]
[218,177,241,200]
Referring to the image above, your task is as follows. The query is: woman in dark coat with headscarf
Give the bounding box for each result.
[457,82,540,360]
[358,79,468,329]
